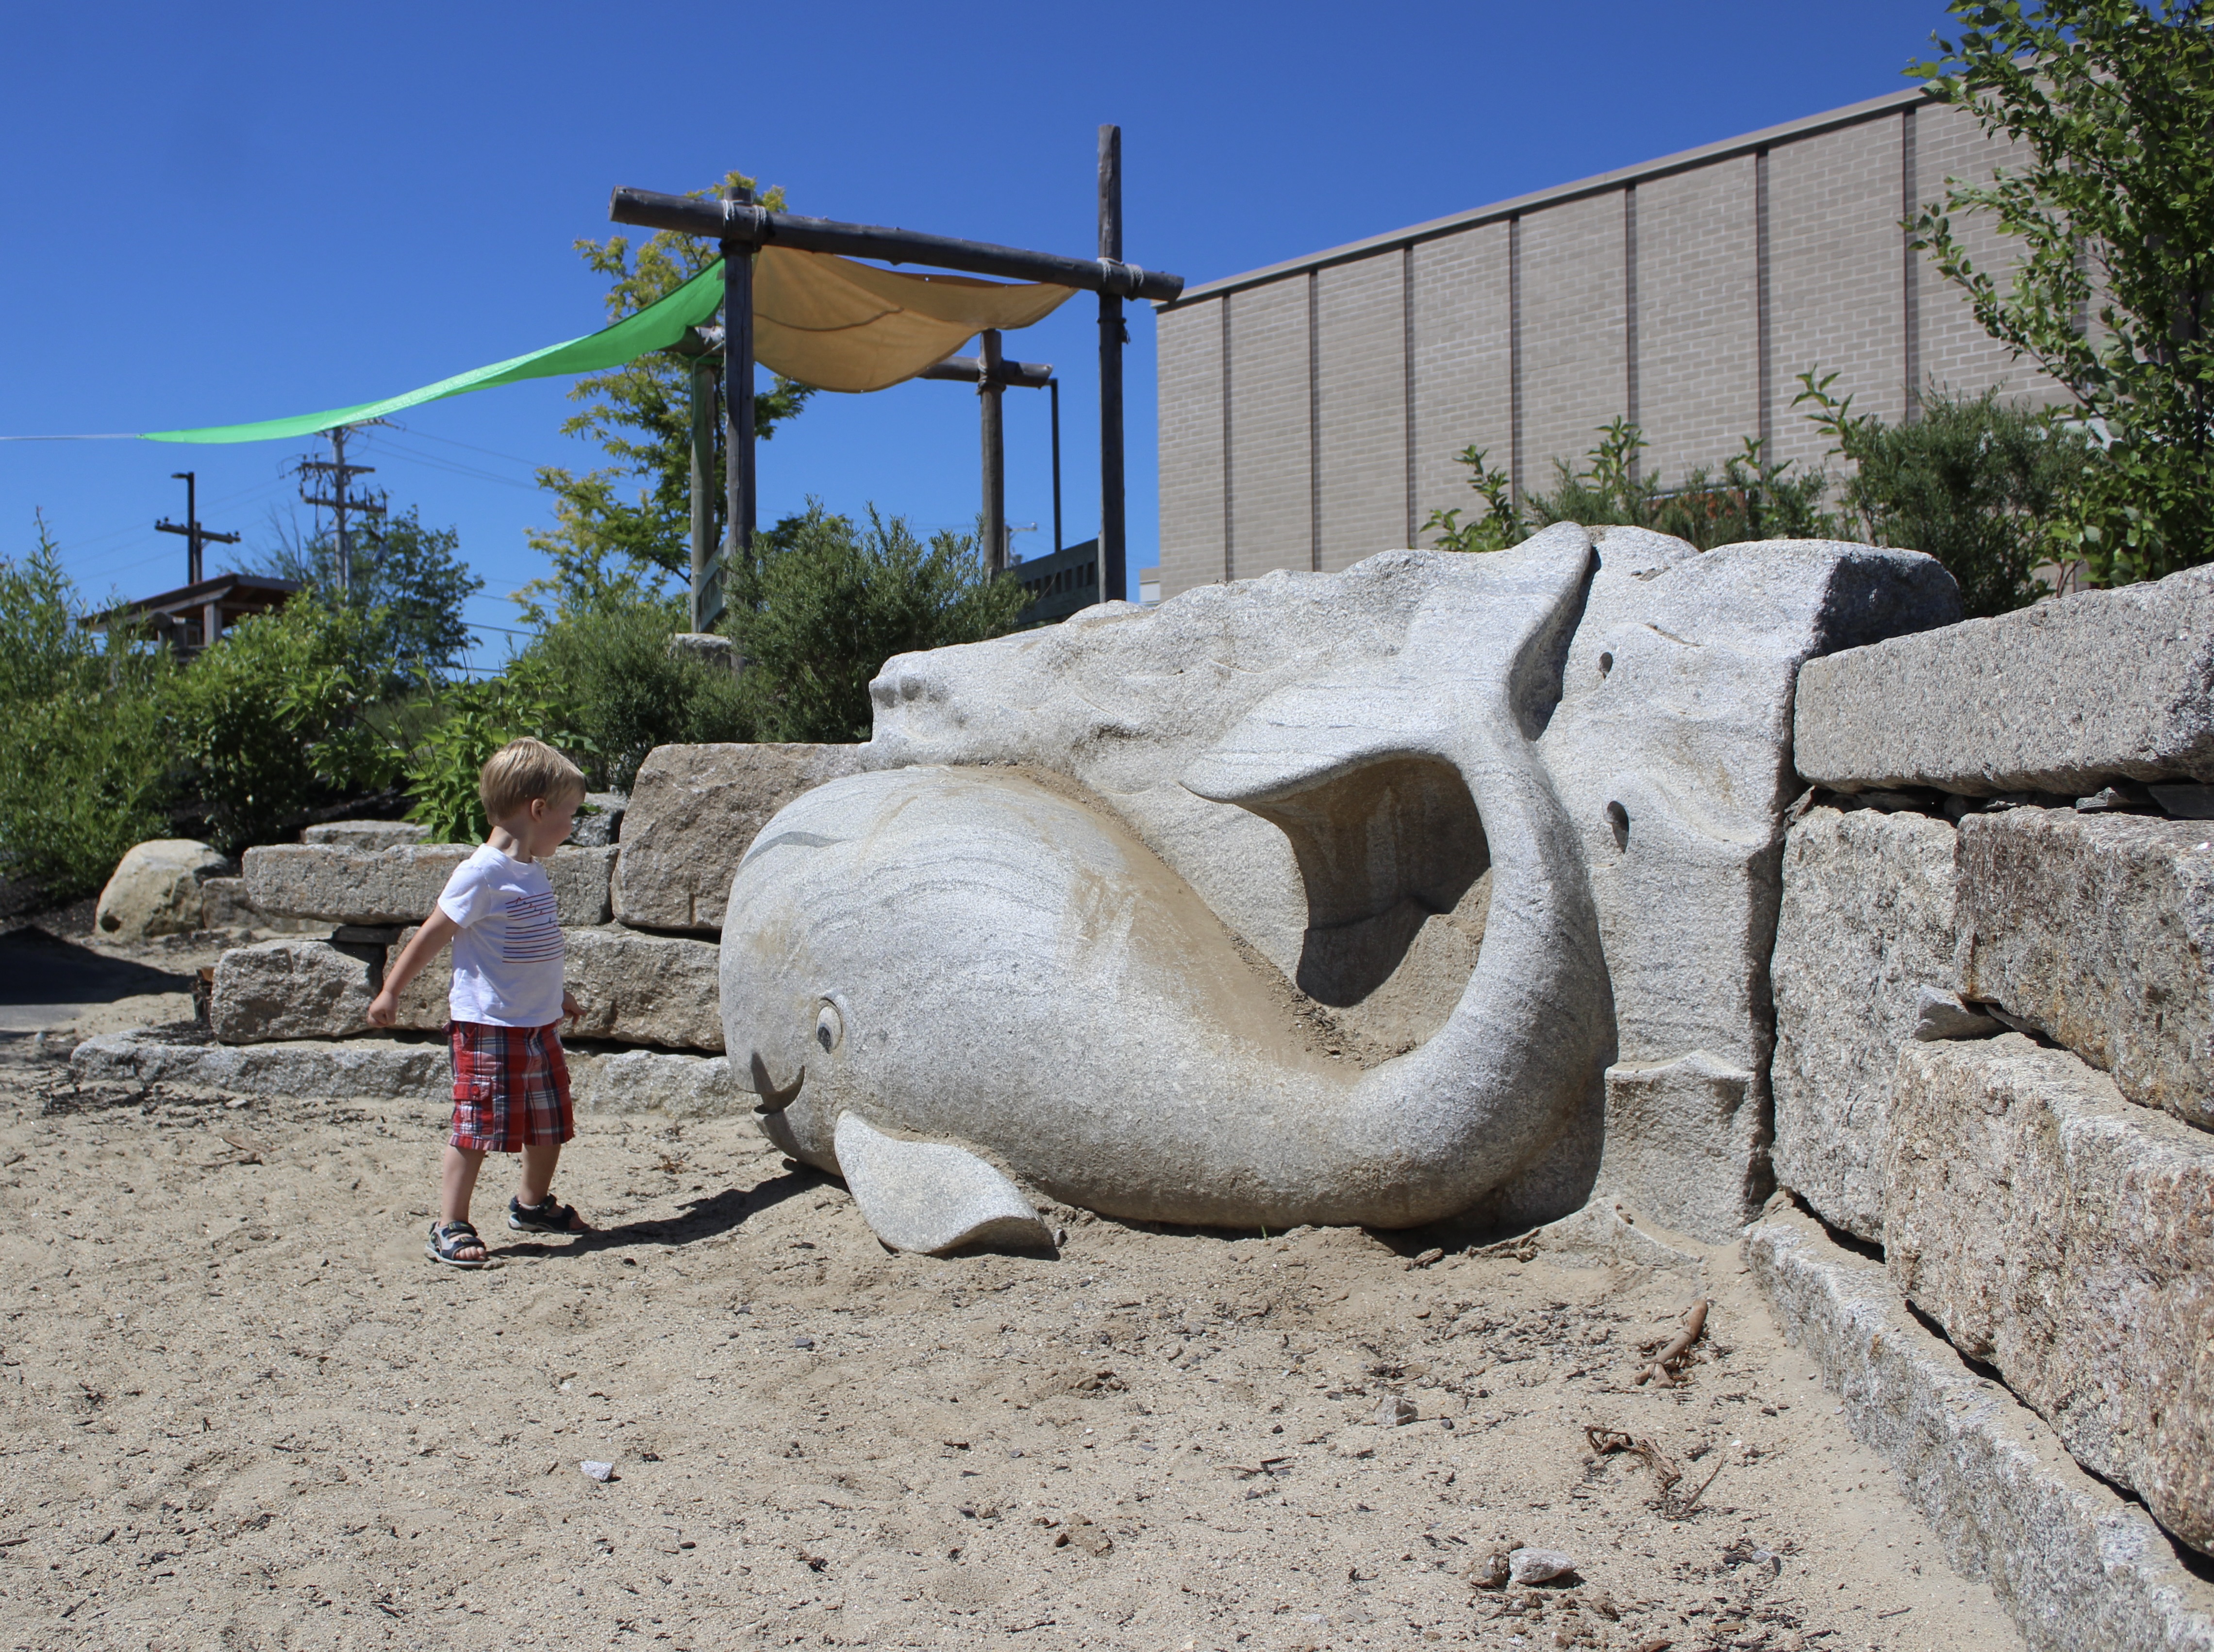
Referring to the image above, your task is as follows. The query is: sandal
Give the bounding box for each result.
[426,1220,493,1268]
[508,1192,588,1235]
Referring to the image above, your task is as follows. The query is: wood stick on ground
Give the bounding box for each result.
[1634,1297,1710,1386]
[1673,1453,1727,1516]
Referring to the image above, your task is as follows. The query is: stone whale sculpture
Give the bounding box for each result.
[720,529,1615,1247]
[718,524,1963,1251]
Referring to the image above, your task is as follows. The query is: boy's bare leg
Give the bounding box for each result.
[440,1144,489,1261]
[518,1142,564,1208]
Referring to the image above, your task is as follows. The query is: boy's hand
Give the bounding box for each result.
[563,989,583,1026]
[366,988,399,1028]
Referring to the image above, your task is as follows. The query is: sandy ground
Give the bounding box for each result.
[0,989,2031,1652]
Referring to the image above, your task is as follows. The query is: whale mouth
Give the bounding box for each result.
[749,1051,805,1113]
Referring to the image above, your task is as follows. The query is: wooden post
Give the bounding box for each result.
[720,184,757,630]
[1098,125,1127,606]
[688,356,718,631]
[980,328,1006,575]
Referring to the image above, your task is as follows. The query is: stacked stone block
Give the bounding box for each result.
[1755,565,2214,1644]
[179,744,862,1113]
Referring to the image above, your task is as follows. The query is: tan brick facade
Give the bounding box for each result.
[1156,91,2071,600]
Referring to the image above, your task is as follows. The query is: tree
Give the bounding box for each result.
[1910,0,2214,585]
[254,504,482,678]
[730,503,1029,743]
[526,169,815,608]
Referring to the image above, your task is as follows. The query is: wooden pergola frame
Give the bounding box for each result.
[610,126,1182,630]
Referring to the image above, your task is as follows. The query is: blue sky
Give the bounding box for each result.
[0,0,1953,667]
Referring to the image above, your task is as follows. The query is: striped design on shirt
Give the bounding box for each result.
[502,890,563,963]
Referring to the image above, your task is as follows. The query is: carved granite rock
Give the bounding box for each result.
[721,529,1955,1242]
[209,938,385,1044]
[388,923,720,1051]
[1748,1205,2214,1652]
[1887,1034,2214,1555]
[1595,1049,1764,1242]
[244,843,615,927]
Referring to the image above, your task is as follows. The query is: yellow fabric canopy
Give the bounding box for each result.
[752,246,1076,392]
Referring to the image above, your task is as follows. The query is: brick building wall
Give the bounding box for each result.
[1155,89,2069,599]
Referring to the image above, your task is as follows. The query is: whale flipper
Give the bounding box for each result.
[833,1112,1054,1256]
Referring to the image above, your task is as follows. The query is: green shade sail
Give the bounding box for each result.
[142,262,729,445]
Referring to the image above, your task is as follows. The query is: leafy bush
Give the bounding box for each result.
[728,503,1029,743]
[1910,0,2214,586]
[1425,420,1832,552]
[1797,372,2092,617]
[165,597,406,855]
[401,660,593,844]
[0,518,177,896]
[516,594,747,792]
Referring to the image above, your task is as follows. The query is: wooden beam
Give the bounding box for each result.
[916,354,1053,390]
[719,183,756,634]
[1098,124,1128,606]
[979,330,1008,577]
[609,188,1183,303]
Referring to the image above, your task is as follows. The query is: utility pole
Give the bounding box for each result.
[154,471,240,587]
[297,423,387,595]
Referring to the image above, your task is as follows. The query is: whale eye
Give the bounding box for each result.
[816,1002,843,1054]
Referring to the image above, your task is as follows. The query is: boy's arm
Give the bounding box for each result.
[366,910,462,1027]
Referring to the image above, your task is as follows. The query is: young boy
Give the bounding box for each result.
[368,736,593,1267]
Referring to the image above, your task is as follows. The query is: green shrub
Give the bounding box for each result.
[728,503,1028,743]
[402,660,593,843]
[1425,420,1833,553]
[165,597,406,855]
[0,685,172,896]
[1797,372,2092,618]
[516,594,747,792]
[0,518,178,897]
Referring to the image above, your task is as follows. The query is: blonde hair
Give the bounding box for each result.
[479,737,587,824]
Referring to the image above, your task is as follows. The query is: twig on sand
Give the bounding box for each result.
[1634,1298,1709,1387]
[1674,1454,1727,1517]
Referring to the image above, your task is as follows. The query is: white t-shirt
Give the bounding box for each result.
[436,844,565,1028]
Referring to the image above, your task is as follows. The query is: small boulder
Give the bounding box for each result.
[96,840,232,943]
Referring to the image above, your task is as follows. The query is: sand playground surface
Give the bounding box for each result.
[0,948,2022,1652]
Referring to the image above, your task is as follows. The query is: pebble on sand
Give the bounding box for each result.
[1508,1547,1576,1585]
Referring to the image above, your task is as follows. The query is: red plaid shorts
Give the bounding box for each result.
[447,1021,574,1152]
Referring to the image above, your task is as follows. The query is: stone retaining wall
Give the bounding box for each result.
[1770,564,2214,1637]
[199,759,841,1064]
